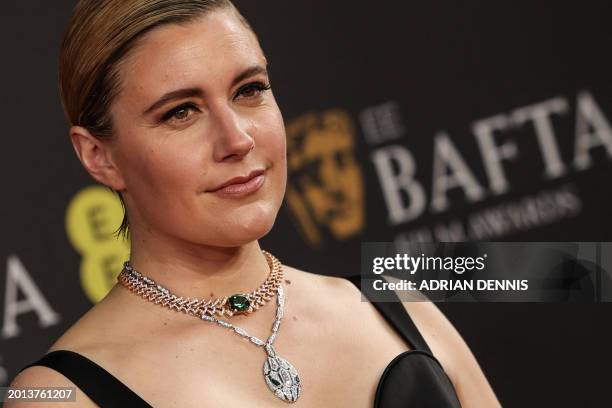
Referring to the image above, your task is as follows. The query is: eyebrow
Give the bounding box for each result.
[142,64,269,116]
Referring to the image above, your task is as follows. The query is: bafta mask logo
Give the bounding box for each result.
[285,109,365,247]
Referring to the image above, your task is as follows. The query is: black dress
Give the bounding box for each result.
[18,275,462,407]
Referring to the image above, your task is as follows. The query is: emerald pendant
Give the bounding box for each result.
[228,294,250,313]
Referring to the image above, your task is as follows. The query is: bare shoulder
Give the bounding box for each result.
[282,265,358,301]
[281,266,367,324]
[47,284,133,355]
[393,286,501,407]
[6,366,98,408]
[5,297,119,407]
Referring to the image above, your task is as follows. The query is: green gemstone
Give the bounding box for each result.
[228,294,250,312]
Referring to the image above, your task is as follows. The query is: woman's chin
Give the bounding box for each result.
[236,215,276,239]
[206,214,277,246]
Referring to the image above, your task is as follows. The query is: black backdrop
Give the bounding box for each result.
[1,1,611,407]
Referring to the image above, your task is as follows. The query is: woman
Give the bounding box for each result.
[9,0,500,406]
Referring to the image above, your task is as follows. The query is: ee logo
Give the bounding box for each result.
[65,185,130,303]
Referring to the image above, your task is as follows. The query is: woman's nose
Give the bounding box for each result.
[211,107,255,162]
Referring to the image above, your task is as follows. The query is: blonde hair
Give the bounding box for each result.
[59,0,252,240]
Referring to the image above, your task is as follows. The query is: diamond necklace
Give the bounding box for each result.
[118,250,283,317]
[116,252,302,403]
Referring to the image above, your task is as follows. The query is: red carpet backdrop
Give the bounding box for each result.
[1,1,611,406]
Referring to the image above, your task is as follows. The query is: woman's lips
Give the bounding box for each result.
[209,172,265,197]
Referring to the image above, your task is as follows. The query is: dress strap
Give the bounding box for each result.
[18,350,152,408]
[344,275,432,354]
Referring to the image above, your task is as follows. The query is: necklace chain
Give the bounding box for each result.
[117,250,283,317]
[115,250,302,402]
[201,283,285,355]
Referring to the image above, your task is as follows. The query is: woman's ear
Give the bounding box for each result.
[69,125,127,191]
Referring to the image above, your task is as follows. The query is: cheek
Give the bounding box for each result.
[120,138,203,201]
[264,114,287,185]
[260,109,287,161]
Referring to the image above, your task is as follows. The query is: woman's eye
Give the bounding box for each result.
[161,103,200,123]
[235,81,271,100]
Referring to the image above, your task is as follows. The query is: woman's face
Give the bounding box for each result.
[107,9,287,247]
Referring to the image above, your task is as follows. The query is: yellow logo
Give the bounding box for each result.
[285,109,365,247]
[65,185,130,303]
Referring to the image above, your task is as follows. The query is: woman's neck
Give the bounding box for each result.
[125,232,271,301]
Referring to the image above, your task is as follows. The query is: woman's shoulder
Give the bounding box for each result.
[7,363,98,408]
[46,288,122,354]
[8,284,142,405]
[281,266,376,332]
[376,276,501,407]
[281,265,361,303]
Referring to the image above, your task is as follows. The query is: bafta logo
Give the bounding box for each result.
[285,109,364,247]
